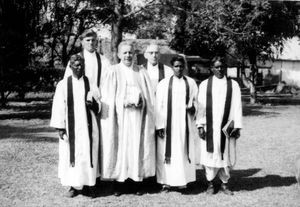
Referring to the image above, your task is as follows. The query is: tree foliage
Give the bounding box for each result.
[167,0,299,103]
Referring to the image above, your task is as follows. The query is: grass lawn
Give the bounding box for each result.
[0,100,299,207]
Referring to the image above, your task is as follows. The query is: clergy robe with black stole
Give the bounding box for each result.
[99,63,156,182]
[155,75,198,187]
[50,75,101,188]
[142,61,174,93]
[196,76,242,168]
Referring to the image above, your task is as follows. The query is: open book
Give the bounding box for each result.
[222,120,234,138]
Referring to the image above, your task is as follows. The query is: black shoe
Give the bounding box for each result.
[179,188,190,195]
[159,185,170,193]
[65,187,79,198]
[220,183,233,195]
[89,186,97,198]
[113,181,122,196]
[114,191,122,196]
[206,182,215,195]
[135,182,144,196]
[136,190,144,196]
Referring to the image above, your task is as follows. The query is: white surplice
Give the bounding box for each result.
[196,76,242,168]
[100,63,156,182]
[64,49,111,88]
[155,76,198,186]
[145,62,173,93]
[50,76,101,188]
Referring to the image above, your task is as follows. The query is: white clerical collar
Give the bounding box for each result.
[174,75,184,80]
[147,62,158,69]
[213,75,227,82]
[83,49,96,56]
[72,75,84,81]
[120,62,133,70]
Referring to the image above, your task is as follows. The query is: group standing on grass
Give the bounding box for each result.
[50,29,243,198]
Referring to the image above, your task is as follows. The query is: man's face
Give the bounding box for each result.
[81,36,97,53]
[212,60,226,79]
[172,60,184,78]
[71,60,84,79]
[118,45,134,67]
[145,45,159,65]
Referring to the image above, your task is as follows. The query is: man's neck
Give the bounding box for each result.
[148,61,158,67]
[83,49,95,54]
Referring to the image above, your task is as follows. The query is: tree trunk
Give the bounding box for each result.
[241,65,256,104]
[110,18,123,65]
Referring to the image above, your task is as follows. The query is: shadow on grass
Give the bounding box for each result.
[243,104,281,117]
[0,123,57,142]
[231,172,297,192]
[0,101,52,120]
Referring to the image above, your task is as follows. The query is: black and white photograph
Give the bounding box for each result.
[0,0,300,206]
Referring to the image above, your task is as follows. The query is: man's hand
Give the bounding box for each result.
[156,129,165,139]
[57,129,66,140]
[86,98,99,114]
[198,127,206,140]
[230,128,241,139]
[186,105,195,115]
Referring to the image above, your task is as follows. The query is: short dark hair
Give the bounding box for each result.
[79,29,97,40]
[170,55,185,66]
[69,54,84,67]
[211,56,227,68]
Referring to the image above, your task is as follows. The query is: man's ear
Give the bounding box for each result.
[144,52,148,60]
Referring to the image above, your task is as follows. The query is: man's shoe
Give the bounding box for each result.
[160,185,170,193]
[89,186,97,198]
[65,187,79,198]
[179,188,190,195]
[114,191,122,196]
[206,182,215,195]
[136,190,144,196]
[220,183,233,195]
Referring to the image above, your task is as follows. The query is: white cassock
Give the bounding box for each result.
[50,76,101,188]
[64,49,111,88]
[145,62,173,93]
[100,63,155,182]
[196,76,242,169]
[155,76,198,187]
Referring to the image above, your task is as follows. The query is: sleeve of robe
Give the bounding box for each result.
[63,62,72,79]
[90,84,102,114]
[231,80,243,129]
[155,79,168,130]
[196,80,208,128]
[99,55,111,88]
[50,81,66,129]
[99,67,119,178]
[188,77,199,120]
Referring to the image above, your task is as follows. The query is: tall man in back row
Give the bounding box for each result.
[64,29,110,89]
[196,56,242,195]
[143,43,174,93]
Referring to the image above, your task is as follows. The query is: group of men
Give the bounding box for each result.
[50,29,243,198]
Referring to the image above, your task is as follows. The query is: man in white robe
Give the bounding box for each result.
[155,56,198,193]
[50,55,101,198]
[64,29,110,89]
[196,56,242,195]
[142,43,173,93]
[100,41,155,196]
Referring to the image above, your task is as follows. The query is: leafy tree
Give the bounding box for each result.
[168,0,298,103]
[90,0,162,64]
[0,0,45,106]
